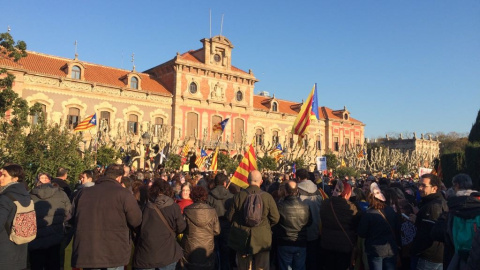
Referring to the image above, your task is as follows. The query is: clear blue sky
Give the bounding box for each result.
[2,0,479,138]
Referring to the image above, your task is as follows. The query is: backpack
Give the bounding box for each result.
[243,189,264,227]
[5,194,37,244]
[452,215,480,257]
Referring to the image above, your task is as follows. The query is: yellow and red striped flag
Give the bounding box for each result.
[209,147,219,173]
[195,149,208,168]
[291,84,319,145]
[180,143,190,157]
[230,139,257,188]
[74,113,97,132]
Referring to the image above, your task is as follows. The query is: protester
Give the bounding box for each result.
[71,169,95,201]
[275,180,311,270]
[0,164,31,270]
[71,164,142,270]
[410,173,448,270]
[206,173,234,270]
[295,168,323,269]
[133,180,186,270]
[51,167,71,198]
[358,183,400,270]
[320,180,361,270]
[182,186,220,269]
[177,182,193,214]
[228,170,280,270]
[29,172,71,270]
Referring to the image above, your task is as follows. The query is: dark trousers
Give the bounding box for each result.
[277,245,306,270]
[29,244,61,270]
[236,250,270,270]
[306,239,320,269]
[214,226,232,270]
[320,249,352,270]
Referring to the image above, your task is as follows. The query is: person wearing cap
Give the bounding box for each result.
[320,180,361,270]
[358,183,400,270]
[51,167,72,198]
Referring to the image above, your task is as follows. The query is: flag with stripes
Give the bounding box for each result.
[74,113,97,132]
[180,143,190,157]
[269,143,284,162]
[230,140,257,188]
[212,118,229,133]
[209,147,219,173]
[195,149,208,168]
[291,84,319,145]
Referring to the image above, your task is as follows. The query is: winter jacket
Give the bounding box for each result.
[467,227,480,270]
[227,185,280,255]
[182,202,220,270]
[297,179,323,241]
[357,206,400,257]
[133,195,186,269]
[71,176,142,268]
[29,183,71,250]
[70,182,94,202]
[0,182,31,270]
[206,185,233,220]
[177,198,193,214]
[320,196,361,253]
[51,178,72,198]
[275,195,311,247]
[410,192,448,263]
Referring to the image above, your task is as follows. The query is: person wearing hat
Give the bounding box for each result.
[358,183,400,269]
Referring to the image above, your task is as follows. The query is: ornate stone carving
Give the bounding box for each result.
[210,82,225,100]
[93,86,121,96]
[148,95,171,103]
[24,75,59,86]
[122,91,146,100]
[61,81,92,91]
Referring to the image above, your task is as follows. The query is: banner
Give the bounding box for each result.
[316,156,327,171]
[418,167,432,178]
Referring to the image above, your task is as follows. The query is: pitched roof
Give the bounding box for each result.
[0,51,172,96]
[253,95,363,124]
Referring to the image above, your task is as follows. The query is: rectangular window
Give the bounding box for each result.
[334,137,339,151]
[32,104,47,125]
[272,131,279,145]
[186,112,198,138]
[212,115,222,141]
[234,118,244,144]
[255,129,264,146]
[154,117,164,137]
[100,111,110,129]
[67,107,80,129]
[316,135,321,150]
[345,138,350,149]
[127,114,138,134]
[289,133,294,149]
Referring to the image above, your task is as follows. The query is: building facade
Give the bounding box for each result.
[1,35,364,168]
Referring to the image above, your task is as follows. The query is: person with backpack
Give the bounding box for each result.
[227,170,280,270]
[0,164,35,270]
[29,172,72,270]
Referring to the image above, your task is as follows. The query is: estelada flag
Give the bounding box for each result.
[74,113,97,132]
[209,147,219,173]
[195,149,208,168]
[291,84,319,145]
[230,139,257,188]
[212,118,229,133]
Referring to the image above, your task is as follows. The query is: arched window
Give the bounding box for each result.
[234,118,244,144]
[127,114,139,134]
[100,111,110,129]
[272,102,278,112]
[71,65,81,79]
[255,129,264,146]
[186,112,198,138]
[272,131,279,145]
[130,77,139,89]
[189,82,197,94]
[67,107,80,129]
[32,104,47,125]
[303,135,309,149]
[316,135,322,150]
[334,137,339,151]
[289,133,294,149]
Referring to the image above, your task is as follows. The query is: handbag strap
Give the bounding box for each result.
[330,201,354,247]
[377,209,395,237]
[151,202,176,237]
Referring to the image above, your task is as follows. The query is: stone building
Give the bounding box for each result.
[1,35,365,168]
[374,133,441,162]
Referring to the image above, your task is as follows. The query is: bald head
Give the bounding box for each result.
[248,170,263,186]
[285,180,298,196]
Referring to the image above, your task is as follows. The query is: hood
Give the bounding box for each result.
[456,189,477,197]
[298,179,318,193]
[154,194,174,209]
[184,203,215,227]
[448,195,480,219]
[209,185,232,200]
[0,182,30,201]
[30,183,60,199]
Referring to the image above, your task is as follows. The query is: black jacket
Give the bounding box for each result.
[358,206,400,257]
[51,178,72,198]
[0,183,31,270]
[275,195,311,247]
[410,192,448,263]
[133,195,186,268]
[206,185,233,220]
[29,183,71,250]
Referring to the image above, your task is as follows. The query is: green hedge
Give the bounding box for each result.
[440,152,465,187]
[465,143,480,190]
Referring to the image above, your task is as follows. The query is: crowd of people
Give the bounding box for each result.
[1,162,480,270]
